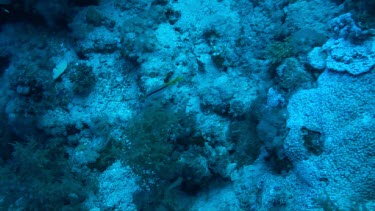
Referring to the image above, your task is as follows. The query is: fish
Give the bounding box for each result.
[144,76,183,99]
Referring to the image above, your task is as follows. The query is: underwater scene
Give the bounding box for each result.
[0,0,374,210]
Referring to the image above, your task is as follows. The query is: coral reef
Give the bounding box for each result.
[0,0,374,210]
